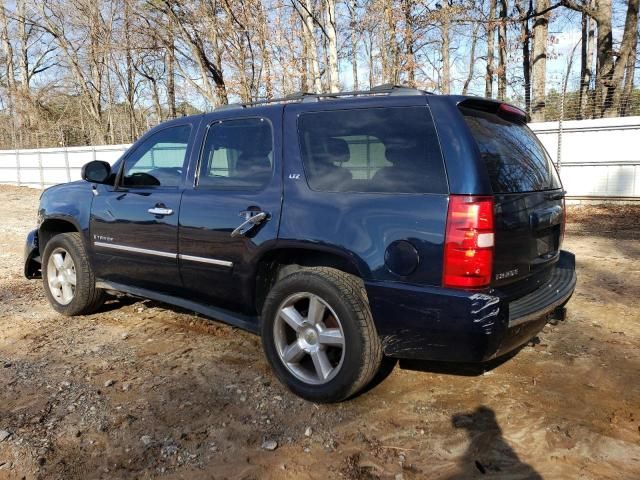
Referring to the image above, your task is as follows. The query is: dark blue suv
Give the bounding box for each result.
[24,86,576,402]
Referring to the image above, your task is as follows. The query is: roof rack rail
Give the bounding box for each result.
[214,103,245,111]
[213,84,431,110]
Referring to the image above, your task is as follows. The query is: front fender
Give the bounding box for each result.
[38,180,95,251]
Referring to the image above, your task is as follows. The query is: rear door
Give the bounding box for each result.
[459,103,564,291]
[178,110,282,312]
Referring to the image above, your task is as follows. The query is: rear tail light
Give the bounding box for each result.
[443,195,494,288]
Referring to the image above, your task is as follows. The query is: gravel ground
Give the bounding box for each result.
[0,184,639,479]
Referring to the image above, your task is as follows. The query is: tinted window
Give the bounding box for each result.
[461,107,562,193]
[122,125,191,188]
[198,118,273,190]
[298,107,447,194]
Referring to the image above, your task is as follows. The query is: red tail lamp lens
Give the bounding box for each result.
[443,195,494,288]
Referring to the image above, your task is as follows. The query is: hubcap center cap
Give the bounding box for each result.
[301,328,318,345]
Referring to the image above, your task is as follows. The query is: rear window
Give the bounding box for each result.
[461,106,562,193]
[298,107,447,194]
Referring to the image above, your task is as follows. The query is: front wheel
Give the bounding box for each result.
[261,267,382,402]
[42,232,105,316]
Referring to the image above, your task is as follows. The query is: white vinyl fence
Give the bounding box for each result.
[529,116,640,199]
[1,116,639,199]
[0,144,129,189]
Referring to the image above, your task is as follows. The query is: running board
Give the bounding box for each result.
[95,280,260,334]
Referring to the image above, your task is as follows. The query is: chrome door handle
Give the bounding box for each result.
[231,211,268,238]
[148,207,174,216]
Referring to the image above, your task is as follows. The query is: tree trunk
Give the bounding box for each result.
[607,0,638,117]
[257,2,273,100]
[531,0,550,121]
[124,0,137,140]
[485,0,496,98]
[301,0,322,93]
[0,1,16,145]
[349,0,359,90]
[324,0,339,92]
[367,35,374,88]
[383,2,399,84]
[166,18,177,118]
[301,18,309,91]
[516,0,532,113]
[441,14,450,94]
[620,34,637,116]
[497,0,508,100]
[578,10,592,119]
[593,0,613,116]
[462,23,480,95]
[402,0,416,87]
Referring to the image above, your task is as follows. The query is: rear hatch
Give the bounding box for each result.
[459,100,565,296]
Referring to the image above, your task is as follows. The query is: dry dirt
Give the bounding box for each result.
[0,184,639,480]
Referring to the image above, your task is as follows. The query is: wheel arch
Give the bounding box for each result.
[38,217,82,256]
[254,245,369,314]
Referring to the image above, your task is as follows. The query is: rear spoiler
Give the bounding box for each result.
[457,98,529,124]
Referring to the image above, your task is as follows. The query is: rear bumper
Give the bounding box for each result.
[366,250,576,362]
[24,228,41,279]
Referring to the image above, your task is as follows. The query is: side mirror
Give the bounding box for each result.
[81,160,112,184]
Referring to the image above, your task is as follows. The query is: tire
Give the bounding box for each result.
[261,267,383,403]
[41,232,105,316]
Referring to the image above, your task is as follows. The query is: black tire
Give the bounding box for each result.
[41,232,105,316]
[261,267,383,403]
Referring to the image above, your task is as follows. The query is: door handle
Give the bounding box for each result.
[231,211,268,238]
[148,206,174,216]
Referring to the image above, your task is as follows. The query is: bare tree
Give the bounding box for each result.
[462,23,480,95]
[563,0,639,117]
[485,0,497,97]
[324,0,339,91]
[0,0,638,150]
[516,0,533,113]
[578,3,595,118]
[531,0,550,121]
[497,0,508,100]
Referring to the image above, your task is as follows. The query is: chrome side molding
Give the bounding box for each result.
[93,241,233,268]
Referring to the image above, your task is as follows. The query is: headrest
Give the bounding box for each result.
[325,138,350,162]
[384,142,421,166]
[311,137,350,165]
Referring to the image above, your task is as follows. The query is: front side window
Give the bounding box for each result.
[122,125,191,188]
[298,107,447,194]
[198,118,273,190]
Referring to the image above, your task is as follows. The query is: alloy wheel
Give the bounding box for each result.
[46,247,76,305]
[273,292,345,385]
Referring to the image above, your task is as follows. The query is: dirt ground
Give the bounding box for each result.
[0,184,639,480]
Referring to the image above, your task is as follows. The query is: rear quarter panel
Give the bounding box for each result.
[280,97,449,286]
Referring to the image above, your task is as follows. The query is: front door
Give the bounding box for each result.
[90,122,196,293]
[178,112,282,313]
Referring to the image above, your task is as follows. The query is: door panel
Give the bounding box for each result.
[178,112,283,312]
[90,122,196,292]
[91,189,182,292]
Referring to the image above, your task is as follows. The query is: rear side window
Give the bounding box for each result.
[461,107,562,193]
[298,107,447,194]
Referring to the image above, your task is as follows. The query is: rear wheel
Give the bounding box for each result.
[261,267,382,402]
[42,232,105,316]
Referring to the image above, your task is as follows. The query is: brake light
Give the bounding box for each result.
[443,195,494,288]
[498,103,527,119]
